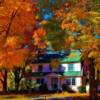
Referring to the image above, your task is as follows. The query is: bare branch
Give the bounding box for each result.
[5,9,18,40]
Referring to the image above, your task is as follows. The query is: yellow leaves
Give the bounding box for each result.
[89,11,100,17]
[40,20,48,25]
[88,11,100,25]
[95,57,100,71]
[88,51,98,58]
[61,21,78,31]
[68,36,75,42]
[5,36,19,49]
[95,25,100,34]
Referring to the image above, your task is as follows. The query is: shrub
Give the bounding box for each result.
[39,83,48,92]
[78,86,86,93]
[62,84,75,93]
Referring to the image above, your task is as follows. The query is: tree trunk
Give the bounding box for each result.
[2,69,7,93]
[89,58,98,100]
[14,68,20,92]
[15,81,19,92]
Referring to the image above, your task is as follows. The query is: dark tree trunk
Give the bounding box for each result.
[14,67,25,92]
[89,58,98,100]
[2,69,7,93]
[14,68,20,92]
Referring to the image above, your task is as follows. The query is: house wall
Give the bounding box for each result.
[70,77,82,91]
[61,63,82,91]
[74,63,81,71]
[61,63,81,71]
[32,63,50,72]
[31,62,82,91]
[32,64,38,72]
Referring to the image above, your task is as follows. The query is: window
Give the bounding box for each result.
[66,78,71,85]
[49,66,52,71]
[68,64,74,71]
[37,78,44,84]
[72,78,75,85]
[66,78,76,85]
[38,65,43,72]
[51,78,58,90]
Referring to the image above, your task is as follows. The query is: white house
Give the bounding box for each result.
[31,50,83,92]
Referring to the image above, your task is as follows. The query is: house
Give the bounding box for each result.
[30,50,83,92]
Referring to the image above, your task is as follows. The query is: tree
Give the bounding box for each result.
[0,0,46,92]
[40,0,100,100]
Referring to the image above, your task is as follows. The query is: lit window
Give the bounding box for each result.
[68,64,74,71]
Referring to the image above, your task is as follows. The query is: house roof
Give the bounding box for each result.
[33,50,81,64]
[60,50,81,63]
[33,50,69,64]
[63,71,83,77]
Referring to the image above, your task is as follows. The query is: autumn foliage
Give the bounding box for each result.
[0,0,46,92]
[0,0,46,69]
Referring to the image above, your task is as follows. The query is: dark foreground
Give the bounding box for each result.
[0,93,100,100]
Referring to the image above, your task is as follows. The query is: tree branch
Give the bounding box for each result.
[0,78,3,83]
[5,9,18,40]
[19,67,25,81]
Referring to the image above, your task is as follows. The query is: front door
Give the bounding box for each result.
[51,78,58,90]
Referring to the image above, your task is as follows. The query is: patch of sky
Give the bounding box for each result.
[24,45,29,48]
[95,35,100,39]
[73,32,78,37]
[49,0,56,4]
[79,19,86,25]
[41,8,53,20]
[93,32,100,39]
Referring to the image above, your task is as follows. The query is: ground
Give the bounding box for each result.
[0,92,100,100]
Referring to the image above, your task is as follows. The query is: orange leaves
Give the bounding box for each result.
[0,49,29,69]
[33,27,46,48]
[0,0,37,37]
[0,0,39,70]
[75,8,87,19]
[34,27,46,37]
[61,22,78,31]
[0,72,3,81]
[55,10,63,18]
[4,36,20,49]
[51,59,60,70]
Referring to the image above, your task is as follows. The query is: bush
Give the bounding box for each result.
[62,84,75,93]
[78,86,86,93]
[39,83,48,92]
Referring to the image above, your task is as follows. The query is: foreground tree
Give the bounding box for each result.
[0,0,46,92]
